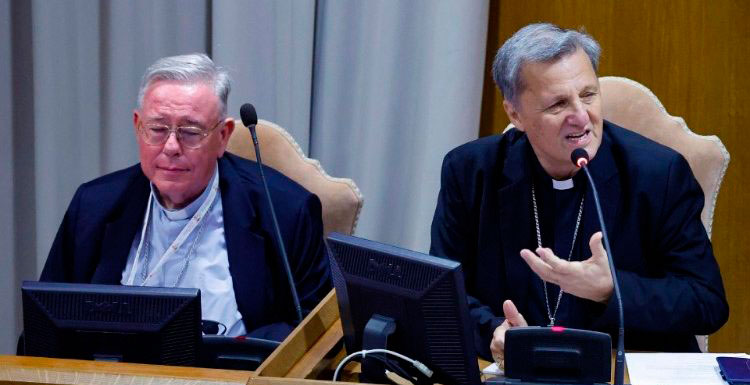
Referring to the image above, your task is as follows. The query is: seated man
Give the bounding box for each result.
[41,53,331,340]
[430,23,728,362]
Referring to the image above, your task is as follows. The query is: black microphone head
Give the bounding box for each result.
[240,103,257,127]
[571,148,590,167]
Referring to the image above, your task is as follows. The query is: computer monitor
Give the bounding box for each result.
[22,281,202,366]
[327,233,481,384]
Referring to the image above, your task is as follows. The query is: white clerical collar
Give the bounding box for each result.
[552,178,574,190]
[151,163,219,221]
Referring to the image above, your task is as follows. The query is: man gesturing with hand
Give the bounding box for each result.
[430,23,728,360]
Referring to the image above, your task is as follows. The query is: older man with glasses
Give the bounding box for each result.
[41,53,331,341]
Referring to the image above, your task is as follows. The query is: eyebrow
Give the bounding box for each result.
[142,115,168,123]
[538,95,566,110]
[581,85,599,93]
[142,116,207,127]
[546,85,599,101]
[181,118,206,127]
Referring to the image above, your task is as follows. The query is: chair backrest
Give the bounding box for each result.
[600,77,730,353]
[504,76,730,352]
[226,119,363,236]
[599,76,729,238]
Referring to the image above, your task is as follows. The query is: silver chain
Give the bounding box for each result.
[140,199,213,287]
[531,183,584,326]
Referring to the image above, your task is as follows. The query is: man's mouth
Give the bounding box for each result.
[565,129,590,144]
[158,166,189,172]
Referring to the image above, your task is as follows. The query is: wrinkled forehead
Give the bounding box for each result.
[140,80,220,123]
[516,49,598,101]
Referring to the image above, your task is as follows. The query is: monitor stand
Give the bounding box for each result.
[361,314,397,384]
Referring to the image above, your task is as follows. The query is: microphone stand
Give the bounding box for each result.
[241,103,303,324]
[579,162,625,385]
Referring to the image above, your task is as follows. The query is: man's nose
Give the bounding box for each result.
[566,100,590,127]
[162,132,182,154]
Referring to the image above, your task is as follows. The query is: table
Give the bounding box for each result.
[0,354,252,385]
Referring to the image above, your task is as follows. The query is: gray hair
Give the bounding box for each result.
[136,53,231,118]
[492,23,601,105]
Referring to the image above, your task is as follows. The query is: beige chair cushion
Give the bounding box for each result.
[600,77,730,353]
[505,76,730,352]
[227,119,363,236]
[599,76,729,238]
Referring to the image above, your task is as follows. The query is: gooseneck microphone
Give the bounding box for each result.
[571,148,624,385]
[240,103,303,324]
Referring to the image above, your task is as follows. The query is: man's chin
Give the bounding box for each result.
[567,138,601,160]
[152,178,185,198]
[583,139,602,160]
[155,168,191,179]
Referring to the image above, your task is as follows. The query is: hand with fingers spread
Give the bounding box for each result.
[520,231,613,303]
[489,300,528,367]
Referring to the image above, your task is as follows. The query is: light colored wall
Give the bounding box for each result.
[0,0,17,354]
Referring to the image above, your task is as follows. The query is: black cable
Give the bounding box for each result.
[363,354,416,384]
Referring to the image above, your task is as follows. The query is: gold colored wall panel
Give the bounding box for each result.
[480,0,750,353]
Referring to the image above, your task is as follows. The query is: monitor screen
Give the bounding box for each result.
[327,233,480,384]
[22,281,202,366]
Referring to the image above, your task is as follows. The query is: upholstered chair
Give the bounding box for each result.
[227,119,363,237]
[600,76,730,352]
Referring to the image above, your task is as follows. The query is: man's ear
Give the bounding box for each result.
[133,110,140,136]
[503,99,524,132]
[217,118,235,157]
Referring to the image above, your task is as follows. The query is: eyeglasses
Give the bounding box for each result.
[138,120,223,149]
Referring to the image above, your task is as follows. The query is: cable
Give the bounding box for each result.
[333,348,433,382]
[333,349,430,383]
[368,354,416,383]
